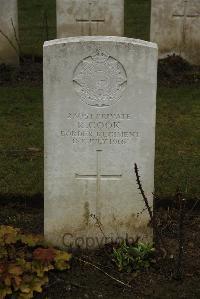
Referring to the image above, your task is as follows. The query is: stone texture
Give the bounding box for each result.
[56,0,124,37]
[151,0,200,65]
[0,0,19,65]
[44,36,158,248]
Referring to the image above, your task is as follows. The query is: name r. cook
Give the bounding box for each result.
[78,121,121,129]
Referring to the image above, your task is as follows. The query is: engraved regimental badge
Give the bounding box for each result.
[73,50,127,107]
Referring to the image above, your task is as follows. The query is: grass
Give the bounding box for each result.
[155,85,200,198]
[0,83,199,198]
[18,0,56,57]
[125,0,151,40]
[0,85,43,196]
[17,0,151,57]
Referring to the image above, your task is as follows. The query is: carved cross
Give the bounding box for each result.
[76,0,105,35]
[75,150,122,218]
[173,0,200,45]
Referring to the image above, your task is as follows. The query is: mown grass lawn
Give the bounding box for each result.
[0,85,43,196]
[0,83,199,198]
[155,85,200,198]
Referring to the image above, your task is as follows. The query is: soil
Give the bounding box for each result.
[0,198,200,299]
[0,60,42,86]
[157,55,200,87]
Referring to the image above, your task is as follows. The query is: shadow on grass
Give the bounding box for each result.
[0,193,199,211]
[0,193,43,209]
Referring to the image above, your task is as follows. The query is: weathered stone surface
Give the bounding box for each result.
[56,0,124,37]
[44,36,158,248]
[0,0,19,65]
[151,0,200,65]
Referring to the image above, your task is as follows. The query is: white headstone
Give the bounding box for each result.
[44,37,158,248]
[56,0,124,37]
[151,0,200,65]
[0,0,19,65]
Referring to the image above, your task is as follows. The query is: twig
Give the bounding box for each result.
[0,28,19,55]
[137,205,153,217]
[90,214,118,259]
[186,198,200,218]
[43,11,49,41]
[90,214,107,239]
[78,257,133,289]
[11,18,21,58]
[175,192,185,280]
[134,163,169,257]
[134,163,153,220]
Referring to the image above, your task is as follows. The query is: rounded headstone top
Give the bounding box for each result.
[44,36,158,49]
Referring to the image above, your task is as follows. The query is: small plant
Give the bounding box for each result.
[0,225,71,299]
[112,241,155,272]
